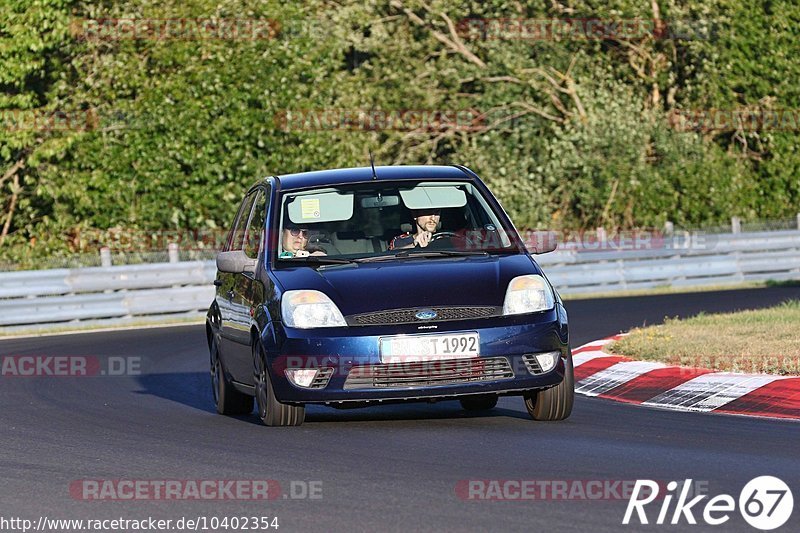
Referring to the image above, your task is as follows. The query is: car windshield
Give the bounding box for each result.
[275,180,522,263]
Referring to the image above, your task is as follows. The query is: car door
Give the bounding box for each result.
[217,190,257,377]
[226,187,269,384]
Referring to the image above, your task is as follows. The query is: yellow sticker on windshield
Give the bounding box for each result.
[301,198,321,219]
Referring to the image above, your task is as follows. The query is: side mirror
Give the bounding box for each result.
[216,250,258,274]
[527,230,558,254]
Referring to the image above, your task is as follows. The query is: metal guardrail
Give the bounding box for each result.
[0,262,216,329]
[539,229,800,294]
[0,230,798,331]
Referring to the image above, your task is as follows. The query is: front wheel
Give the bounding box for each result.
[523,351,574,421]
[253,341,305,426]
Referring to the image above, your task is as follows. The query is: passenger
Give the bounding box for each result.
[389,209,441,250]
[279,223,327,258]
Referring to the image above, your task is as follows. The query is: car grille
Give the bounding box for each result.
[343,357,514,389]
[522,354,544,375]
[346,306,500,326]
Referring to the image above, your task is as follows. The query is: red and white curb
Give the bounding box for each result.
[573,335,800,420]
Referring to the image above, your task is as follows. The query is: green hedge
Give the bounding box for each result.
[1,0,799,263]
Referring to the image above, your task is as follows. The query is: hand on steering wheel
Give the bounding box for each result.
[415,231,475,249]
[426,231,478,250]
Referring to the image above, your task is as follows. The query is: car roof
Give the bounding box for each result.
[272,165,475,191]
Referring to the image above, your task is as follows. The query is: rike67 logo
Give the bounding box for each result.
[624,476,794,530]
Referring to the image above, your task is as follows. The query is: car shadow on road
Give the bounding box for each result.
[132,371,530,423]
[133,371,217,413]
[303,402,531,423]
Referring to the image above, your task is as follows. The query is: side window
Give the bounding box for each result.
[227,192,257,252]
[244,189,268,259]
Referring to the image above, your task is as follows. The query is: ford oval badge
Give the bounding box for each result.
[415,309,437,320]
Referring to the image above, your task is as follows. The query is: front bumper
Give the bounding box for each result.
[262,310,569,404]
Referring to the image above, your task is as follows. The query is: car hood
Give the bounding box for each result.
[272,254,542,316]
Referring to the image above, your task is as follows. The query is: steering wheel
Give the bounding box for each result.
[429,231,458,242]
[426,231,478,251]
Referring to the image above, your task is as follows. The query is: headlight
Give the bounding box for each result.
[281,290,347,329]
[502,275,555,315]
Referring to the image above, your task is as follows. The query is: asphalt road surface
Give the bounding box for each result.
[1,286,799,532]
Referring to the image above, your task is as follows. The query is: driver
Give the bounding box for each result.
[389,209,441,250]
[279,221,327,258]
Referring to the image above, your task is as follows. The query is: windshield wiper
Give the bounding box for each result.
[279,256,356,265]
[354,250,489,263]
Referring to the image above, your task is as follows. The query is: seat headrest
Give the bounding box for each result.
[336,231,366,240]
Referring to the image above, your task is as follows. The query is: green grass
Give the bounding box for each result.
[610,300,800,375]
[559,281,775,301]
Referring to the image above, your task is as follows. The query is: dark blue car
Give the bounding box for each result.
[206,165,572,426]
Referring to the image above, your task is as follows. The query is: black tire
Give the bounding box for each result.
[523,351,574,421]
[210,336,253,415]
[459,394,498,411]
[253,341,305,426]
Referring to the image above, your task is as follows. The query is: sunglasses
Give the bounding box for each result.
[289,229,309,237]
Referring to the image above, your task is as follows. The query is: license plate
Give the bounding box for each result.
[380,332,480,364]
